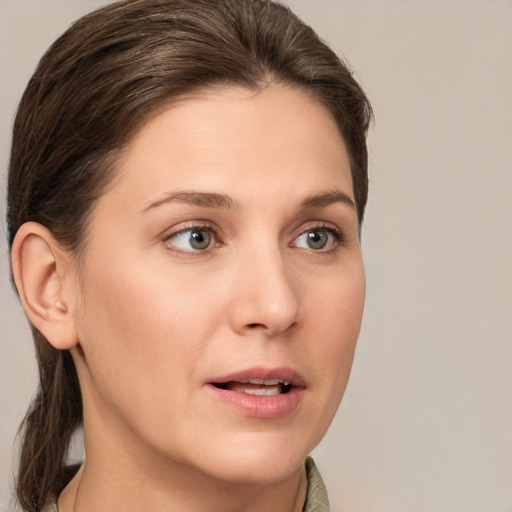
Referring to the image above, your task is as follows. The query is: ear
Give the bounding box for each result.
[11,222,79,350]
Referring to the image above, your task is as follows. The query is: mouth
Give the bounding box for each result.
[211,379,292,396]
[206,367,306,419]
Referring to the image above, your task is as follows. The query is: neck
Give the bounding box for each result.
[59,456,308,512]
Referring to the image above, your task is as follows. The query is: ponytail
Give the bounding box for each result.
[16,330,82,512]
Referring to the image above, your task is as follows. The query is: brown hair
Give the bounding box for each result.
[7,0,372,510]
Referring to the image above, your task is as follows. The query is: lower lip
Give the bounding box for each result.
[205,384,305,419]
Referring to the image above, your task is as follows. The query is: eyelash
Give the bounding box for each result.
[162,222,344,254]
[162,222,222,254]
[292,223,345,253]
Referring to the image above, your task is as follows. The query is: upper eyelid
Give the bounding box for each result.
[163,221,219,239]
[294,221,343,237]
[161,220,343,236]
[294,225,342,240]
[163,221,341,237]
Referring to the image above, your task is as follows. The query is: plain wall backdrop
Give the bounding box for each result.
[1,1,511,511]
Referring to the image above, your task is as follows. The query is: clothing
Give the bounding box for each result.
[303,457,330,511]
[43,457,329,512]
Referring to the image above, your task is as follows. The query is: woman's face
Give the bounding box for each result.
[71,85,365,484]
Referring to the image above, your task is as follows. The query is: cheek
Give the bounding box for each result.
[73,251,221,405]
[78,246,218,343]
[306,263,365,390]
[287,263,364,453]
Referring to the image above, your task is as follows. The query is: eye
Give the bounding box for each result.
[164,226,217,252]
[292,226,342,251]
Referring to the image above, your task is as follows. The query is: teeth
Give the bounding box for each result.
[248,379,277,385]
[247,379,290,386]
[222,380,292,395]
[237,385,281,396]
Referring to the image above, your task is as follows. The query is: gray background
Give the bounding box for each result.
[1,1,511,511]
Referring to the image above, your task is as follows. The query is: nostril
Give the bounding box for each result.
[245,320,298,335]
[247,323,266,329]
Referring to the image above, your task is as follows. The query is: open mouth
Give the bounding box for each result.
[207,369,305,418]
[211,379,292,396]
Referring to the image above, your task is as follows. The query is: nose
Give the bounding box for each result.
[229,248,302,338]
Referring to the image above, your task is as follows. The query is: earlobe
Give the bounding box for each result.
[11,222,78,350]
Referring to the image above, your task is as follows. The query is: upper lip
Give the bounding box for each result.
[208,366,306,388]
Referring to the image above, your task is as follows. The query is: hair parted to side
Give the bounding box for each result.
[7,0,372,510]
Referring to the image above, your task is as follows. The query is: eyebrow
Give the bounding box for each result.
[140,189,355,214]
[300,190,356,211]
[140,191,240,213]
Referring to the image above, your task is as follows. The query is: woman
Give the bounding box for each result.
[7,0,372,511]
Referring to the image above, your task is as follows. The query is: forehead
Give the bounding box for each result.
[98,84,353,213]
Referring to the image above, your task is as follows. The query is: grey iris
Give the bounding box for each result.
[190,230,211,250]
[307,230,328,249]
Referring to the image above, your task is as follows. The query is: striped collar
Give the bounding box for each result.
[303,457,330,512]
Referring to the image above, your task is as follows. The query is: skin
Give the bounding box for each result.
[15,84,365,512]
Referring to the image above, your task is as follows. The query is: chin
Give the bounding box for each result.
[187,431,313,486]
[209,455,305,486]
